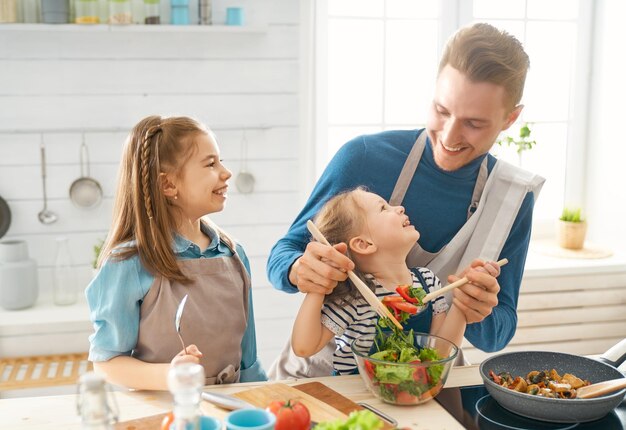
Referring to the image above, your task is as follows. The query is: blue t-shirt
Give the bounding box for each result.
[267,129,535,352]
[86,223,267,382]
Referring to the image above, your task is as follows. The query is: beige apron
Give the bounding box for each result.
[268,131,544,379]
[133,242,250,385]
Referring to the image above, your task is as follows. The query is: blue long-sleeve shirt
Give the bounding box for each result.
[87,224,267,382]
[267,129,535,352]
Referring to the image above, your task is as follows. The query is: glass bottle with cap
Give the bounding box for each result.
[167,363,204,430]
[77,372,118,430]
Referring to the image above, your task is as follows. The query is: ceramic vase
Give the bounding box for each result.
[0,240,39,310]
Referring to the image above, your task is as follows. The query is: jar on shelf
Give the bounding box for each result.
[0,0,18,23]
[53,237,77,306]
[108,0,132,24]
[0,240,39,311]
[143,0,159,24]
[75,0,100,23]
[41,0,70,24]
[198,0,210,25]
[19,0,40,23]
[170,0,189,25]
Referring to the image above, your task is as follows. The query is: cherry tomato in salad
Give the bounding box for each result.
[396,390,420,405]
[410,360,429,385]
[267,399,311,430]
[363,359,376,379]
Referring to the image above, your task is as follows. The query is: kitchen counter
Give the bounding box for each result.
[0,365,483,429]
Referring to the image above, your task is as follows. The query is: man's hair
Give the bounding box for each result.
[439,23,530,110]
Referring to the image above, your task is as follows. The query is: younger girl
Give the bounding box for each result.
[291,187,500,375]
[86,115,266,390]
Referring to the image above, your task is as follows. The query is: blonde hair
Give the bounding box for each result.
[314,187,376,305]
[439,22,530,110]
[99,115,233,283]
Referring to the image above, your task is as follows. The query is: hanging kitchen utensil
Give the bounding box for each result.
[235,130,255,194]
[69,135,103,209]
[38,135,58,225]
[0,194,11,239]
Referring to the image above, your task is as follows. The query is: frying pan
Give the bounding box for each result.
[0,195,10,239]
[479,339,626,423]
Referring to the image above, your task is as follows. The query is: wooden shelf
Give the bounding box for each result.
[0,352,92,390]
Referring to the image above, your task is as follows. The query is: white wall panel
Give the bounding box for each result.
[0,0,302,372]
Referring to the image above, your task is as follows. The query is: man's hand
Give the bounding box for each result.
[450,259,501,324]
[289,241,354,295]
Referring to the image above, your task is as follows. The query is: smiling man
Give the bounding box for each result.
[267,23,545,379]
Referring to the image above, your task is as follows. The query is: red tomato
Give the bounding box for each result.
[267,399,311,430]
[160,412,174,430]
[396,390,419,404]
[410,360,429,385]
[364,359,376,379]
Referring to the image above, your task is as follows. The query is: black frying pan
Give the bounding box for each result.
[479,339,626,423]
[0,195,10,239]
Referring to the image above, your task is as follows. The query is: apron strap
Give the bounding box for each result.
[389,131,427,206]
[389,129,488,221]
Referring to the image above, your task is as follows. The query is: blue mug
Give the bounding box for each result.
[225,408,276,430]
[225,7,243,26]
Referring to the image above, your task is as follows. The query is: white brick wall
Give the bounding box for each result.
[0,0,302,369]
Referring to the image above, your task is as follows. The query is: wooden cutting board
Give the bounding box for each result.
[115,382,394,430]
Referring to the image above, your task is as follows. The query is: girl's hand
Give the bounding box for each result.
[170,344,203,367]
[290,241,354,295]
[450,259,501,324]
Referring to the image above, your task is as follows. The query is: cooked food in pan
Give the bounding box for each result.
[489,368,591,399]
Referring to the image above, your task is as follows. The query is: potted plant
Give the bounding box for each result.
[92,238,104,275]
[557,208,587,250]
[496,122,537,166]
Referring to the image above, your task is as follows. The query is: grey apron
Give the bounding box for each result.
[268,131,545,379]
[133,242,250,385]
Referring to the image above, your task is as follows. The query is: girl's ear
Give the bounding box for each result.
[349,236,377,255]
[159,172,178,199]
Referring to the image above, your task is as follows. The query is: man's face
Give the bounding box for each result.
[426,65,521,171]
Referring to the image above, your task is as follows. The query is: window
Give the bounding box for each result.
[312,0,593,234]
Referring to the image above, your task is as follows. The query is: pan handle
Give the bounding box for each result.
[598,338,626,368]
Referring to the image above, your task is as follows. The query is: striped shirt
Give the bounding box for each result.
[320,267,446,375]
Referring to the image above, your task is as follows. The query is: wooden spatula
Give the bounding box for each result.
[576,378,626,399]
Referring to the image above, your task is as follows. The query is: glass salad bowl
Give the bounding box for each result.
[351,331,458,405]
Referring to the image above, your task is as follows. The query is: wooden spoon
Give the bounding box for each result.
[577,378,626,399]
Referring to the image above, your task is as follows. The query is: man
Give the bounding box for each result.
[267,23,545,378]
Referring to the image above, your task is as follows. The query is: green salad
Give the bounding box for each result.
[364,325,445,404]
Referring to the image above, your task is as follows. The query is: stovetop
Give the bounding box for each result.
[435,385,626,430]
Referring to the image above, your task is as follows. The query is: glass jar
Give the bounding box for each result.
[41,0,69,23]
[19,0,40,23]
[77,372,118,429]
[108,0,131,24]
[0,0,18,23]
[75,0,99,23]
[143,0,159,24]
[53,237,77,306]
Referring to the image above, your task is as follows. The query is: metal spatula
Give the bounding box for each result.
[175,294,189,354]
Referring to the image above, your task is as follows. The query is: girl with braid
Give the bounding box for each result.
[86,115,267,390]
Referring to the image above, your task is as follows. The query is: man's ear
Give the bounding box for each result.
[159,172,177,199]
[349,236,377,255]
[502,104,523,131]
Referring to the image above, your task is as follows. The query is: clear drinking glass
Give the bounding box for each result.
[54,237,77,306]
[75,0,100,23]
[108,0,132,24]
